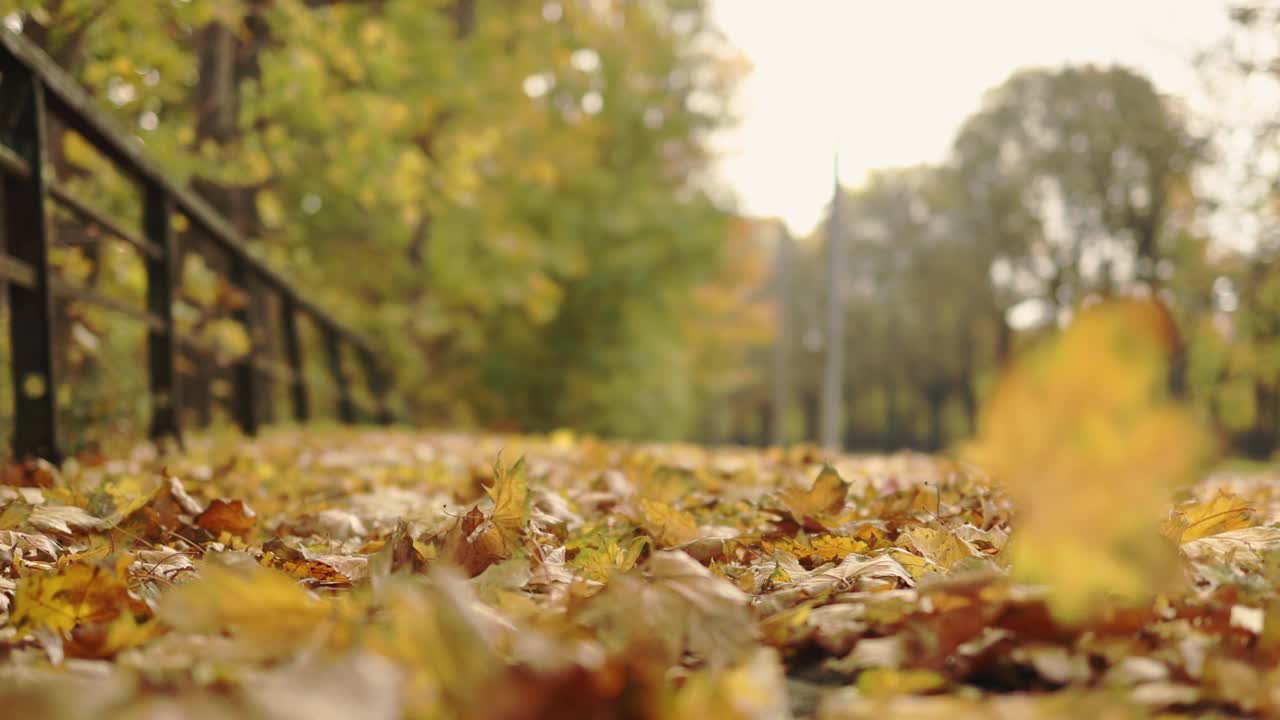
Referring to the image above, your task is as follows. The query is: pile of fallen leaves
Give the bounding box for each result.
[0,427,1274,719]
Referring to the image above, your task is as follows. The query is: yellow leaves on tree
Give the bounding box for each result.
[967,300,1213,622]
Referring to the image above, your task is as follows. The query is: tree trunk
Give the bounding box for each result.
[802,392,820,444]
[925,383,946,452]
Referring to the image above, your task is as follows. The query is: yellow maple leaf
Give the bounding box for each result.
[777,465,849,529]
[638,498,700,547]
[901,527,980,572]
[967,300,1212,622]
[12,558,155,658]
[810,534,868,562]
[485,456,529,542]
[574,536,650,582]
[1165,491,1255,544]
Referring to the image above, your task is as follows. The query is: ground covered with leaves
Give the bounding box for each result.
[0,428,1277,719]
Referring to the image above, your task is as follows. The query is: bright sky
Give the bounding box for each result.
[711,1,1233,235]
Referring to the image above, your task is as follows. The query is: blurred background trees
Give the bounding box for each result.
[760,13,1280,459]
[10,2,1280,458]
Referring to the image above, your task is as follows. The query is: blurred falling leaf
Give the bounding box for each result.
[160,562,338,659]
[968,300,1211,622]
[671,648,791,720]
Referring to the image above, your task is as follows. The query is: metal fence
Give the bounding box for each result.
[0,29,391,463]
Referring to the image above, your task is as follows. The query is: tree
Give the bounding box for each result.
[950,66,1202,312]
[3,0,744,441]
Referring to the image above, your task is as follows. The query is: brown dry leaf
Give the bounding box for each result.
[28,505,102,535]
[261,538,354,587]
[370,520,429,583]
[437,506,508,577]
[757,553,915,613]
[195,498,256,538]
[0,529,61,561]
[580,550,756,667]
[777,465,849,529]
[1182,526,1280,564]
[113,476,204,542]
[436,458,531,576]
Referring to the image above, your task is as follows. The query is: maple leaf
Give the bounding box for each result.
[571,535,649,582]
[579,550,756,668]
[811,534,869,563]
[485,456,530,547]
[438,506,508,576]
[370,519,430,586]
[967,300,1211,622]
[899,527,983,573]
[12,558,155,658]
[1164,491,1255,544]
[776,465,850,530]
[436,457,532,577]
[638,498,700,547]
[196,498,257,538]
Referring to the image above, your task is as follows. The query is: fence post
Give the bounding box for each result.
[1,67,59,463]
[229,256,259,435]
[323,324,356,423]
[280,296,308,422]
[144,185,180,444]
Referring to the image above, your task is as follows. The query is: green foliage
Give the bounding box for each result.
[7,0,741,440]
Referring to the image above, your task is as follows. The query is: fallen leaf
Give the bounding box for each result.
[195,498,256,538]
[777,465,849,529]
[1166,492,1254,544]
[638,498,700,547]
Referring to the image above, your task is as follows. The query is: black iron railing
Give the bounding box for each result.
[0,29,392,463]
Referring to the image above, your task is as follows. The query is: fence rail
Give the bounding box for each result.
[0,29,392,463]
